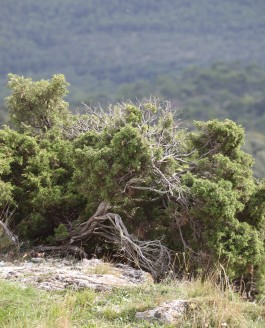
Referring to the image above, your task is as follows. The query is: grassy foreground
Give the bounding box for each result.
[0,278,265,328]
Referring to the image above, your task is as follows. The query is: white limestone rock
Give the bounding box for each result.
[136,300,189,324]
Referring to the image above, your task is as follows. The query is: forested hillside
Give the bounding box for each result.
[1,0,265,102]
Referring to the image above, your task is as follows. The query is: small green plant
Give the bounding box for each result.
[54,223,69,240]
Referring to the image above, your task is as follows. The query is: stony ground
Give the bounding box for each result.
[0,257,264,326]
[0,257,153,291]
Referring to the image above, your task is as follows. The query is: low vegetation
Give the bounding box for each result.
[0,276,265,327]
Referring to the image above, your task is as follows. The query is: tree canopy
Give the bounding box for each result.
[0,74,264,277]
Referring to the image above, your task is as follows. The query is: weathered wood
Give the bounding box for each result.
[37,202,172,279]
[0,220,19,246]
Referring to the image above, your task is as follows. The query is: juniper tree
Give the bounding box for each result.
[1,74,264,276]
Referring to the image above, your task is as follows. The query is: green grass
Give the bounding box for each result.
[0,281,68,327]
[0,278,265,328]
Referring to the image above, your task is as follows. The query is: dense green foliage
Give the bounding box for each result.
[6,74,70,133]
[0,74,264,277]
[116,63,265,178]
[2,63,265,177]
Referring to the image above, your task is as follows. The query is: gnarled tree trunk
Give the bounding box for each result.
[35,202,172,279]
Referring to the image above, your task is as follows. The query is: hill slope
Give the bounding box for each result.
[1,0,265,101]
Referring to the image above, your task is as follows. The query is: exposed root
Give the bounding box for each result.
[36,202,172,279]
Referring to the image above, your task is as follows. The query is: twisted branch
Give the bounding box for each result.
[35,202,172,279]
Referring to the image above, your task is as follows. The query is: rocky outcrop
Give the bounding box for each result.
[0,258,153,291]
[136,300,190,324]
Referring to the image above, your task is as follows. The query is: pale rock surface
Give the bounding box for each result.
[0,258,153,291]
[136,300,189,324]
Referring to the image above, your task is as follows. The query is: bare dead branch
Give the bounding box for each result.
[0,220,19,246]
[0,205,19,247]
